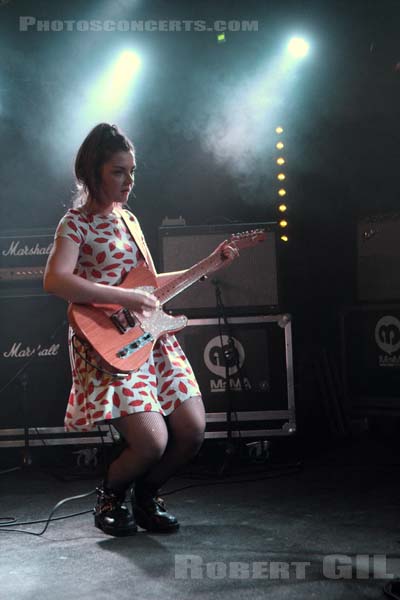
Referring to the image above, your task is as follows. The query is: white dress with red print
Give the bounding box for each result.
[55,207,201,432]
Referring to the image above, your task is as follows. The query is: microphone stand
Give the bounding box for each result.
[20,371,33,468]
[212,280,239,477]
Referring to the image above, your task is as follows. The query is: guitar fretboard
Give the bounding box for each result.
[155,253,222,304]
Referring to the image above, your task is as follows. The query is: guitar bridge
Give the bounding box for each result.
[117,332,154,358]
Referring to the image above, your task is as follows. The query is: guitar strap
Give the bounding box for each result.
[115,206,157,277]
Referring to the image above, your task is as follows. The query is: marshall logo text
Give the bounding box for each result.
[1,240,53,258]
[3,342,60,359]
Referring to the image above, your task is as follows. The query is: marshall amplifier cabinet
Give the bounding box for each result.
[175,315,296,438]
[0,293,70,429]
[0,293,113,449]
[341,304,400,414]
[0,228,54,295]
[358,213,400,302]
[159,222,280,317]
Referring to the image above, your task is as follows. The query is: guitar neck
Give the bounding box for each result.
[155,253,222,304]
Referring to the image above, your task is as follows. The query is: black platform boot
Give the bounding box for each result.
[94,483,137,537]
[133,480,179,533]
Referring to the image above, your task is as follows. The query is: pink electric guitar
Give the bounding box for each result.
[68,230,266,373]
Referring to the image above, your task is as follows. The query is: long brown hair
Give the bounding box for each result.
[73,123,134,207]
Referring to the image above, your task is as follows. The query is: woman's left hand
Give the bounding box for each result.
[208,240,240,273]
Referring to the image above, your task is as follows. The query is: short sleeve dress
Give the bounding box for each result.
[55,207,201,432]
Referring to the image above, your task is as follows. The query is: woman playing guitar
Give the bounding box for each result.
[44,123,239,537]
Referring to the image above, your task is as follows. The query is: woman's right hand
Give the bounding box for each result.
[122,289,159,317]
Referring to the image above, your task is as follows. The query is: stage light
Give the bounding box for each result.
[275,125,290,241]
[106,50,141,104]
[87,49,142,119]
[116,50,141,78]
[287,37,309,59]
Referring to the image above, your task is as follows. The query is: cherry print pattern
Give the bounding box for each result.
[56,208,201,432]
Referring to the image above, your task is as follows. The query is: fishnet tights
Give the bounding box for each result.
[106,396,205,493]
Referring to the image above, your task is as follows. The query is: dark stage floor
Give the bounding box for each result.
[1,438,400,600]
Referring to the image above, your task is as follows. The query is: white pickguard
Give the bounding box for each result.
[134,286,188,337]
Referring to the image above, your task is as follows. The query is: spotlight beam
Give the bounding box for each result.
[287,37,310,59]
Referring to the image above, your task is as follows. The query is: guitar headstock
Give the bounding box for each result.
[228,229,267,250]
